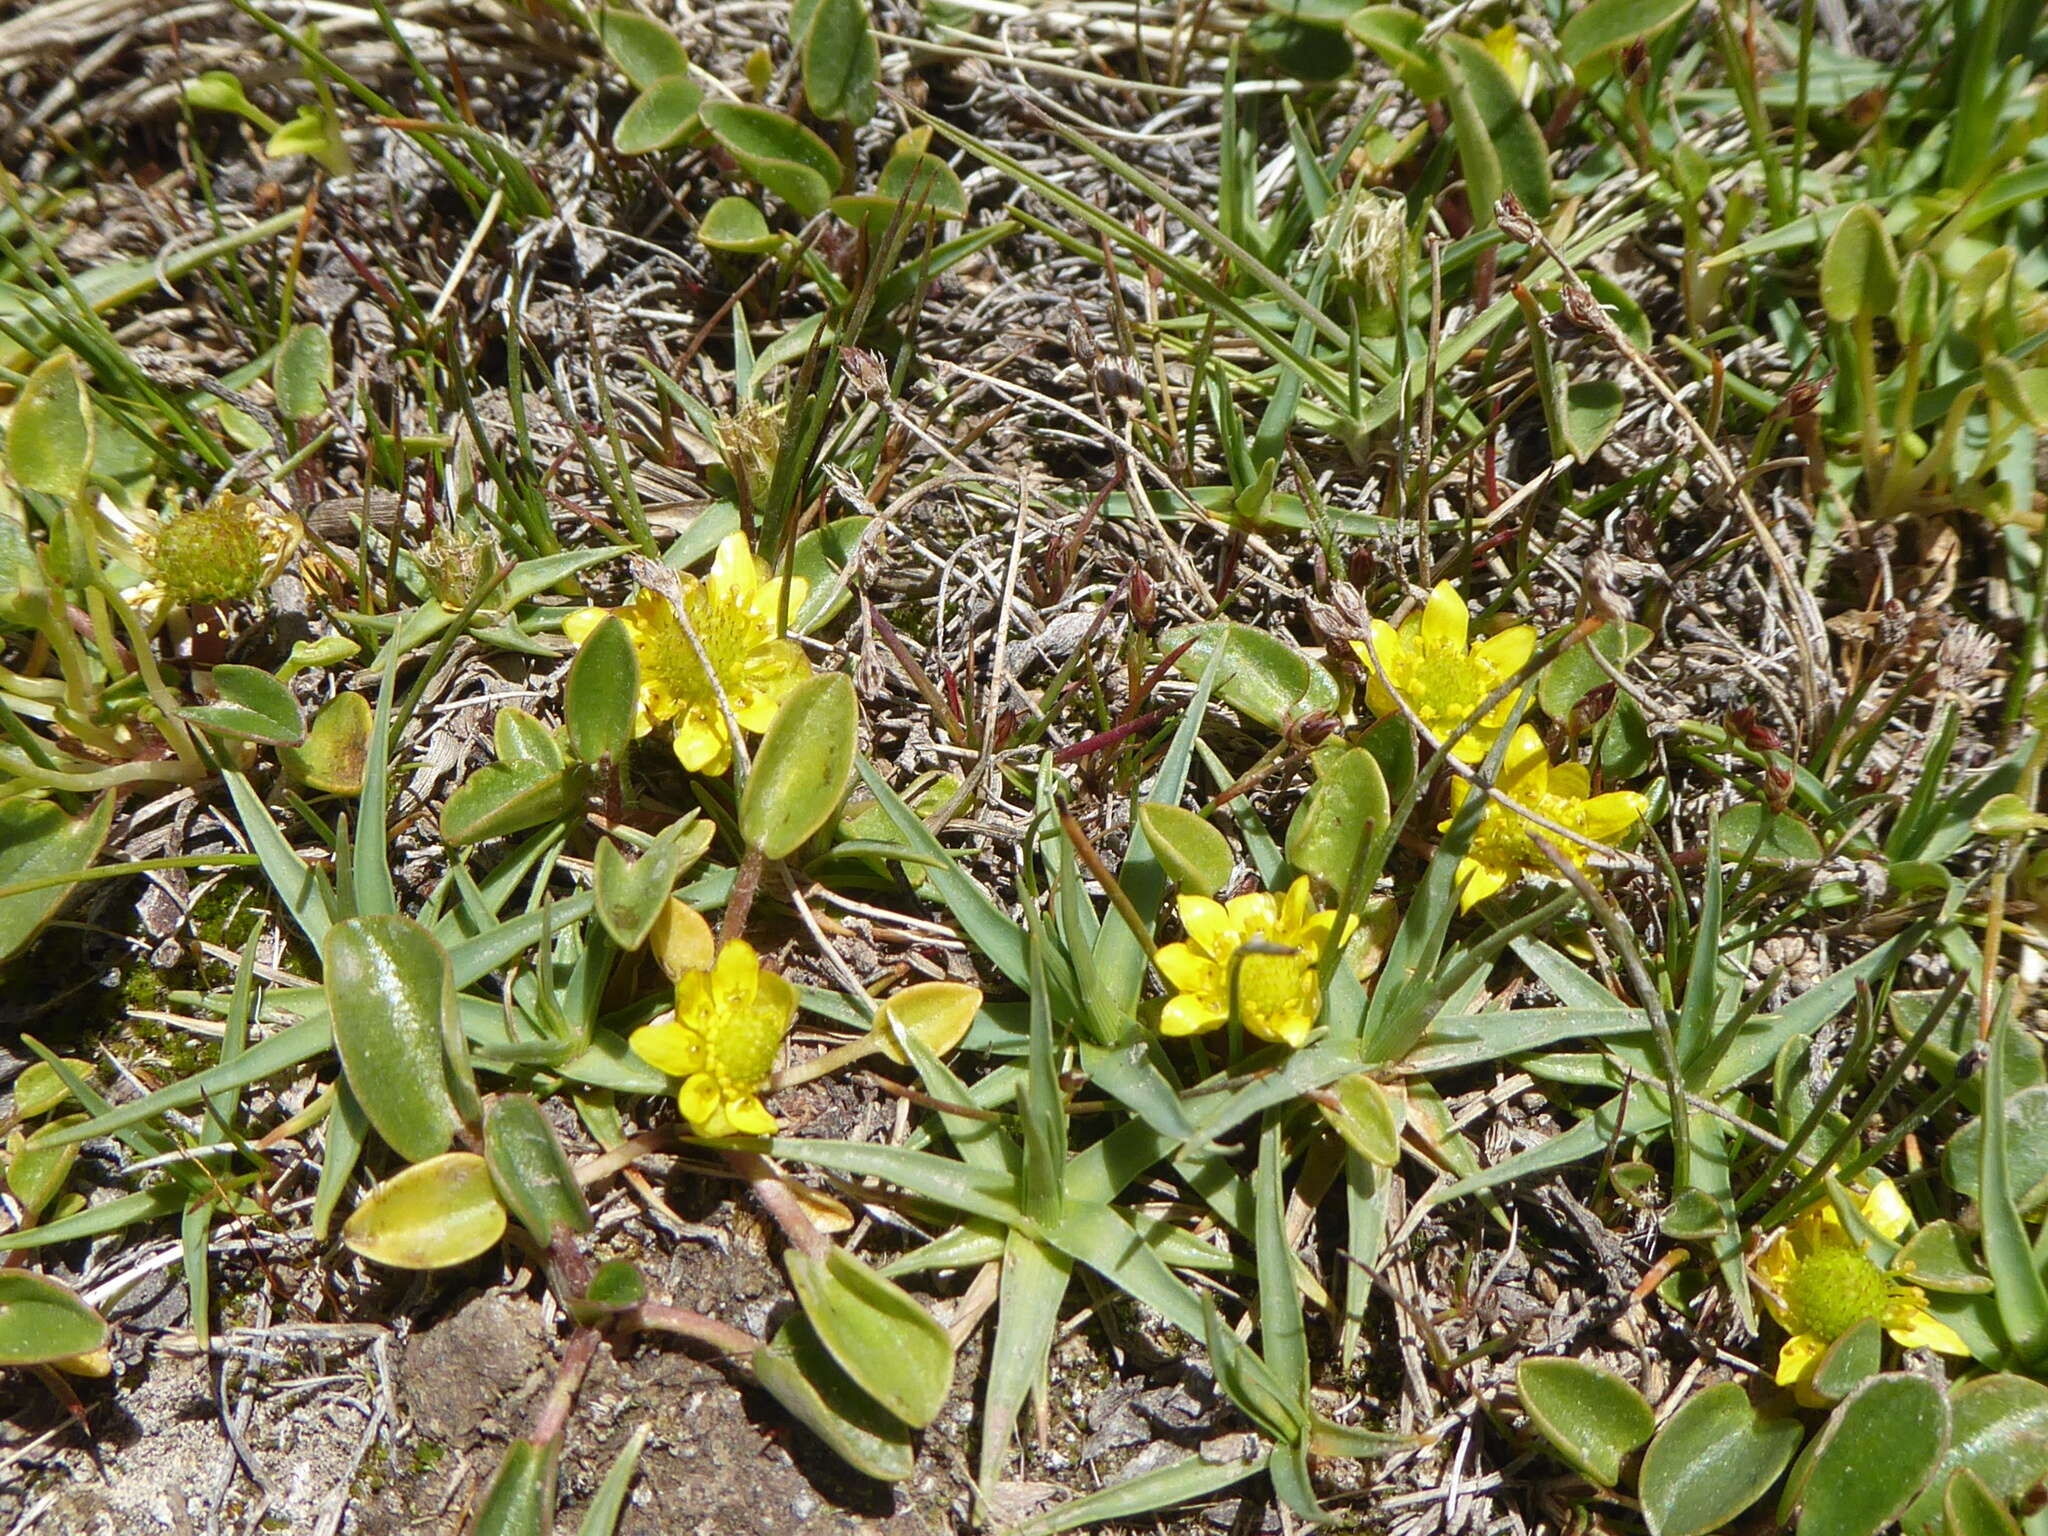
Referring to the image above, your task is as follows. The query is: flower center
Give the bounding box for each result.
[643,586,761,708]
[712,997,787,1089]
[1781,1240,1892,1343]
[1232,942,1314,1037]
[1405,639,1488,719]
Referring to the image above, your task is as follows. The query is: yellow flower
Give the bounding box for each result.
[1354,582,1539,762]
[1154,876,1357,1048]
[629,940,795,1138]
[1754,1179,1969,1401]
[564,531,810,775]
[1443,725,1646,911]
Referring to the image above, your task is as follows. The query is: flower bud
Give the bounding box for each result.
[1763,756,1795,814]
[1127,565,1156,629]
[716,399,784,512]
[416,517,506,616]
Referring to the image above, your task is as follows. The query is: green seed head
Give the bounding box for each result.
[1781,1240,1891,1343]
[148,493,273,608]
[415,518,504,616]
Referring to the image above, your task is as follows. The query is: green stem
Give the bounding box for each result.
[0,852,262,904]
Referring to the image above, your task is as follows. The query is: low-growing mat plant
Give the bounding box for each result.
[0,0,2046,1531]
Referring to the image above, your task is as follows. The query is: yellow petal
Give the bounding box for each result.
[651,899,716,979]
[712,940,762,1007]
[1500,724,1550,786]
[1445,727,1493,764]
[1250,1007,1314,1049]
[1884,1298,1969,1356]
[51,1347,112,1378]
[1281,876,1315,931]
[1224,888,1283,934]
[632,1021,705,1077]
[1753,1236,1796,1322]
[748,575,810,629]
[672,715,732,775]
[754,968,799,1028]
[1155,941,1219,994]
[1579,791,1648,843]
[1548,761,1593,802]
[1858,1178,1912,1241]
[677,1073,724,1133]
[1177,894,1234,954]
[1420,582,1469,650]
[1774,1331,1824,1387]
[1358,623,1404,716]
[710,531,761,596]
[1161,992,1227,1036]
[563,607,610,645]
[1475,624,1537,677]
[1457,859,1508,912]
[724,1095,778,1137]
[1444,779,1473,822]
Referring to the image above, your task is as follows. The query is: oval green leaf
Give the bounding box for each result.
[1718,802,1824,866]
[785,1245,954,1429]
[1892,1220,1993,1294]
[740,671,856,859]
[325,915,463,1163]
[1794,1372,1949,1536]
[700,196,779,254]
[1944,1468,2022,1536]
[616,75,704,156]
[1344,6,1448,97]
[565,614,640,767]
[1942,1085,2048,1215]
[1540,622,1650,720]
[1439,33,1551,221]
[281,691,372,796]
[0,793,113,965]
[789,516,870,633]
[1163,621,1340,731]
[1559,0,1697,71]
[877,151,968,219]
[484,1094,592,1244]
[1821,204,1900,325]
[1562,379,1626,461]
[594,7,689,89]
[1315,1074,1402,1166]
[10,1059,88,1119]
[1285,745,1389,894]
[801,0,878,125]
[1808,1315,1884,1403]
[178,663,305,746]
[1639,1381,1803,1536]
[752,1313,915,1482]
[441,761,582,847]
[8,351,94,501]
[273,322,333,422]
[0,1271,108,1366]
[700,102,840,221]
[342,1152,507,1269]
[1137,803,1234,896]
[593,823,696,951]
[1517,1357,1654,1487]
[6,1113,85,1217]
[1900,1375,2048,1536]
